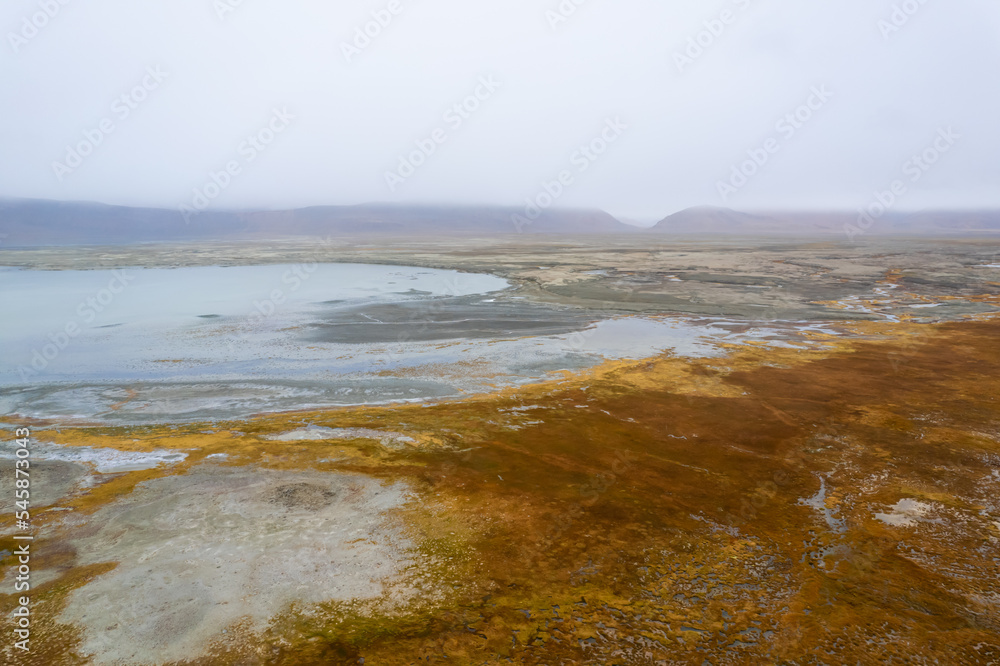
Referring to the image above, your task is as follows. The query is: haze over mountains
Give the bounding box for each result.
[650,206,1000,236]
[0,199,631,245]
[1,199,998,247]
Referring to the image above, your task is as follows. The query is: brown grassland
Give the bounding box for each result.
[4,315,1000,664]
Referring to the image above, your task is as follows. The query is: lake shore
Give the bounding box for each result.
[3,315,999,663]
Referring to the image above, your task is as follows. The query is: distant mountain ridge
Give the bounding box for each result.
[0,199,633,246]
[2,200,999,246]
[650,206,780,233]
[651,206,1000,236]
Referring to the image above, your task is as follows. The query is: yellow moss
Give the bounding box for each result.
[17,316,1000,664]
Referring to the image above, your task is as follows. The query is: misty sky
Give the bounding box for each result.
[2,0,999,222]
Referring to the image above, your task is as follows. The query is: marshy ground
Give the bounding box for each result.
[2,237,999,664]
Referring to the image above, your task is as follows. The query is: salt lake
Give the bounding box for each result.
[0,263,767,423]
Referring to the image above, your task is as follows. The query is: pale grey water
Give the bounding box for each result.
[0,263,742,423]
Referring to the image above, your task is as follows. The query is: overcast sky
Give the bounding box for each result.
[2,0,999,222]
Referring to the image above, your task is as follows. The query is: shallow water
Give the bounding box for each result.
[1,263,507,385]
[0,263,792,423]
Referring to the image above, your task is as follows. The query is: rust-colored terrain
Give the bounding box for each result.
[4,238,1000,664]
[5,316,1000,664]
